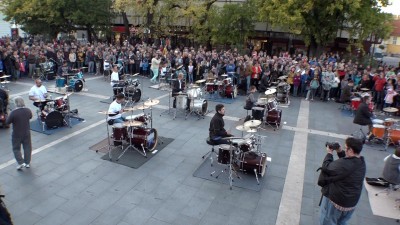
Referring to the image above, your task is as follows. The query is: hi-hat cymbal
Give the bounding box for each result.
[144,99,160,106]
[123,120,143,127]
[0,75,11,78]
[236,125,250,131]
[98,111,117,115]
[137,105,149,110]
[196,79,206,84]
[246,128,258,133]
[123,107,136,112]
[383,107,398,113]
[244,120,262,127]
[265,89,276,95]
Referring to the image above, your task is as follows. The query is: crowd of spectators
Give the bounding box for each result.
[1,35,400,113]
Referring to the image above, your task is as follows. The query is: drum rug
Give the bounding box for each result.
[193,159,267,191]
[30,117,85,135]
[99,137,174,169]
[100,97,113,104]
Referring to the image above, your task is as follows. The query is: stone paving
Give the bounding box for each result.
[0,74,398,225]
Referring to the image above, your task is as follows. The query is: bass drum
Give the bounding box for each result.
[265,109,282,127]
[44,111,64,129]
[224,85,237,98]
[190,99,208,115]
[125,86,141,102]
[69,79,83,92]
[128,128,158,152]
[238,151,267,177]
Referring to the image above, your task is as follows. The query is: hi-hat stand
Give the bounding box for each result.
[160,89,173,116]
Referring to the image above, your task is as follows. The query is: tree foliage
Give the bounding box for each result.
[1,0,115,41]
[257,0,393,55]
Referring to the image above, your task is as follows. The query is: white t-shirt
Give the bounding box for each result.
[151,57,161,70]
[110,71,119,86]
[107,100,122,121]
[29,85,47,100]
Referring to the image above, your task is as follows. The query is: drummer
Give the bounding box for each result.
[172,73,190,109]
[107,93,126,125]
[245,86,257,109]
[110,65,124,98]
[209,104,233,145]
[353,95,374,140]
[28,79,48,110]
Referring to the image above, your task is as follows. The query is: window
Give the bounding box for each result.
[393,36,397,45]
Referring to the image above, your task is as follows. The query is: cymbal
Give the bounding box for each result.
[123,120,143,127]
[383,107,398,113]
[244,120,262,127]
[221,74,228,77]
[189,85,200,88]
[360,88,369,91]
[133,73,140,76]
[227,72,235,74]
[236,125,250,131]
[246,129,258,133]
[34,99,52,103]
[196,79,206,83]
[0,75,11,78]
[265,89,276,95]
[98,111,117,115]
[137,105,149,110]
[177,65,183,70]
[0,81,10,84]
[144,99,160,106]
[221,136,247,140]
[81,67,88,69]
[268,86,277,89]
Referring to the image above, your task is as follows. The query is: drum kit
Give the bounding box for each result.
[250,88,282,130]
[276,76,290,104]
[39,59,57,80]
[205,74,237,99]
[101,98,160,160]
[209,126,268,188]
[370,118,400,150]
[0,75,11,90]
[113,74,142,106]
[36,92,76,130]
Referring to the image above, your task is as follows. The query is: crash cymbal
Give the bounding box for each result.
[0,75,11,78]
[383,107,399,113]
[137,105,150,110]
[265,89,276,95]
[144,99,160,106]
[244,120,262,127]
[221,74,228,77]
[123,120,143,127]
[196,79,206,84]
[236,125,250,131]
[98,111,117,115]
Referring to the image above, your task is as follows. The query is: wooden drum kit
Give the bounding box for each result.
[205,74,237,98]
[370,117,400,149]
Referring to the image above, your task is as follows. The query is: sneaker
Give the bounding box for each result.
[25,164,30,168]
[16,163,26,170]
[328,98,331,101]
[305,98,308,101]
[311,98,314,101]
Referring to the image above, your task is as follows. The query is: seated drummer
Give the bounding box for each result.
[353,95,374,140]
[57,61,70,77]
[28,79,48,111]
[337,79,354,103]
[107,93,126,125]
[172,73,189,109]
[209,104,233,145]
[245,85,257,109]
[110,65,124,98]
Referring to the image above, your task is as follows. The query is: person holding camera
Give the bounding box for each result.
[318,137,366,225]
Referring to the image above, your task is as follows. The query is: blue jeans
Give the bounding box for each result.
[246,76,251,92]
[320,196,354,225]
[150,68,159,82]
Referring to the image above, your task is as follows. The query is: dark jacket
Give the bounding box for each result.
[209,112,229,139]
[353,102,372,125]
[172,79,185,95]
[320,152,366,208]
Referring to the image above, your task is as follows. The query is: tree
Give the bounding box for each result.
[1,0,115,42]
[257,0,393,57]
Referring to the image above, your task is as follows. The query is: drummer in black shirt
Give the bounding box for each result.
[172,73,190,109]
[209,104,233,145]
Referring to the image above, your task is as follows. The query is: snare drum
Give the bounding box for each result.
[56,77,66,88]
[128,127,158,151]
[217,144,237,164]
[372,124,385,139]
[372,119,384,125]
[266,99,278,111]
[112,123,127,146]
[54,97,67,111]
[351,98,361,110]
[238,151,267,177]
[126,114,150,124]
[384,118,395,127]
[237,139,253,152]
[223,78,232,85]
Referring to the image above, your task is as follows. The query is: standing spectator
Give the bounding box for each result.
[150,54,161,83]
[306,76,319,101]
[77,48,85,69]
[292,70,301,97]
[68,49,76,69]
[373,72,386,111]
[87,49,95,74]
[251,61,262,90]
[318,137,366,225]
[5,97,33,170]
[27,50,37,78]
[321,66,335,102]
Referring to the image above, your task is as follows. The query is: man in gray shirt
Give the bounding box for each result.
[6,97,33,170]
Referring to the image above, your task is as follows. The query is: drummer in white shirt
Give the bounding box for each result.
[110,65,124,98]
[28,79,48,110]
[107,93,126,125]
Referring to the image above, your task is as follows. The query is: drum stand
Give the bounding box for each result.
[210,141,241,190]
[117,129,147,160]
[160,89,173,116]
[148,104,164,145]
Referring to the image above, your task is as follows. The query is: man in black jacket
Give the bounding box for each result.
[319,137,366,225]
[209,104,233,145]
[353,95,373,138]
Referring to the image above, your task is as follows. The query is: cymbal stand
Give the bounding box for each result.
[160,89,173,116]
[254,134,267,153]
[117,126,147,160]
[212,141,241,190]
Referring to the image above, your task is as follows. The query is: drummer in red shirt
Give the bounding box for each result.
[373,72,386,111]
